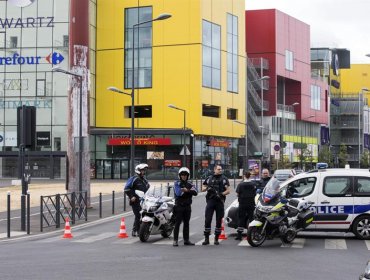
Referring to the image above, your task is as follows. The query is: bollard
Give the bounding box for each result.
[166,183,170,196]
[112,191,115,215]
[56,194,60,228]
[27,191,30,235]
[71,192,76,224]
[7,191,10,238]
[99,192,102,218]
[123,192,127,212]
[40,196,43,232]
[233,174,236,189]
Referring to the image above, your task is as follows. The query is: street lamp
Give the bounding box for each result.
[359,88,369,168]
[168,104,187,166]
[109,13,171,177]
[52,66,83,193]
[300,115,314,170]
[233,120,248,170]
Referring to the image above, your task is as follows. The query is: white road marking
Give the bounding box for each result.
[73,232,116,243]
[325,239,347,250]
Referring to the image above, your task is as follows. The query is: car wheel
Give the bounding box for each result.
[352,215,370,240]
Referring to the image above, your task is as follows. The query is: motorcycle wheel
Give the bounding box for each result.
[161,224,174,238]
[139,222,151,242]
[247,226,266,247]
[280,228,296,244]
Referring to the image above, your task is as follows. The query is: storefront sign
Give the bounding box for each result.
[210,140,230,147]
[0,17,54,28]
[36,131,50,146]
[0,99,52,109]
[164,160,181,167]
[0,131,17,147]
[108,138,171,146]
[0,52,64,65]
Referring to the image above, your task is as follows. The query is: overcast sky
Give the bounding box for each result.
[246,0,370,64]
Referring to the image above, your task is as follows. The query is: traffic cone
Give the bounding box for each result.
[218,218,228,240]
[62,217,73,239]
[117,217,129,238]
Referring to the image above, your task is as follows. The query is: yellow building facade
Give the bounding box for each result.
[93,0,246,179]
[340,64,370,103]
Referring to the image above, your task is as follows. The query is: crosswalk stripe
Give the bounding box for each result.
[325,239,347,250]
[73,232,116,243]
[365,240,370,250]
[195,236,223,246]
[114,237,141,244]
[237,239,250,246]
[37,231,88,243]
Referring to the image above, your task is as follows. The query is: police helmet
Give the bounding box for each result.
[135,163,148,175]
[178,167,190,179]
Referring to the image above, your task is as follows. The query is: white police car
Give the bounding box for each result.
[280,166,370,239]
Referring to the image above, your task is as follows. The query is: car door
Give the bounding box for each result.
[353,176,370,216]
[316,175,354,230]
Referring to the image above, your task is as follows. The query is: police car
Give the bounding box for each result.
[280,166,370,239]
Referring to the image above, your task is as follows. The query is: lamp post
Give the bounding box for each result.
[359,88,369,168]
[300,115,314,170]
[108,13,171,177]
[233,120,248,170]
[168,104,187,166]
[52,67,83,193]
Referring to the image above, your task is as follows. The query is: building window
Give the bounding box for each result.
[36,79,46,96]
[125,105,152,118]
[202,20,221,90]
[285,50,293,71]
[227,108,237,120]
[54,137,61,151]
[227,14,238,93]
[311,85,321,110]
[124,7,153,89]
[10,36,18,48]
[202,104,220,118]
[0,32,5,49]
[63,35,69,47]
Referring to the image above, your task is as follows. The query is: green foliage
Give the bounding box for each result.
[338,143,348,168]
[361,149,370,168]
[318,145,334,167]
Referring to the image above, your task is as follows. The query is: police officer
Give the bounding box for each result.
[173,167,198,247]
[201,165,231,245]
[235,171,256,240]
[124,163,150,237]
[258,168,271,192]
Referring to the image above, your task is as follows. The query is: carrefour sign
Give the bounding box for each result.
[9,0,35,8]
[0,52,64,65]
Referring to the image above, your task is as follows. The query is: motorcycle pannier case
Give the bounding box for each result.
[297,210,314,229]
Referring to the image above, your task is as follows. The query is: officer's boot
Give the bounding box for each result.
[235,231,243,241]
[202,233,210,245]
[214,235,220,245]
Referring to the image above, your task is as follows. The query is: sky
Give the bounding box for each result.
[246,0,370,64]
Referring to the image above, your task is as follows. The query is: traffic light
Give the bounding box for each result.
[17,106,36,148]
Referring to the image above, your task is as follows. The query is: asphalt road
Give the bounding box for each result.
[0,191,368,280]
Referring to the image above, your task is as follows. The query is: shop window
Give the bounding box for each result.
[63,35,69,47]
[125,105,152,118]
[10,36,17,48]
[202,104,220,118]
[227,108,237,120]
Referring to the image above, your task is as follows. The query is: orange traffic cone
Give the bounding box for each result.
[62,217,73,239]
[218,218,228,240]
[117,217,129,238]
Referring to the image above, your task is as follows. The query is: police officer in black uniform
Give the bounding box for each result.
[235,171,256,240]
[202,165,231,245]
[257,168,271,192]
[124,163,150,237]
[173,167,198,247]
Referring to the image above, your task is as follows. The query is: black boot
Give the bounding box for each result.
[184,240,195,246]
[214,235,220,245]
[202,235,210,245]
[235,231,242,241]
[173,240,178,247]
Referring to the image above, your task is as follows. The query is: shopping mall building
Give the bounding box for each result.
[0,0,246,180]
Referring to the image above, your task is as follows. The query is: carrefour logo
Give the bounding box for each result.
[8,0,36,8]
[0,52,64,65]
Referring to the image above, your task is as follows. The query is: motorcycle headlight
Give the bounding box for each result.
[258,205,273,213]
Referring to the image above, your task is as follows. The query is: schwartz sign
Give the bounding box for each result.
[0,52,64,65]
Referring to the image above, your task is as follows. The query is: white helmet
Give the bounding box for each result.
[178,167,190,179]
[135,163,148,175]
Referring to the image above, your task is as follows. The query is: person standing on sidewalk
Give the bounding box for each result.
[201,165,231,245]
[235,171,256,240]
[124,163,150,237]
[172,167,198,247]
[258,168,271,192]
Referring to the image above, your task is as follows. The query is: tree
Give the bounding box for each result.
[318,145,333,167]
[338,144,348,168]
[361,149,370,168]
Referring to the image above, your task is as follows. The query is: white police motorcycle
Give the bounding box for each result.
[135,190,175,242]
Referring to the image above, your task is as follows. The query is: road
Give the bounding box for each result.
[0,191,368,280]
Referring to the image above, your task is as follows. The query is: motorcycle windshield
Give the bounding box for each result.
[261,178,281,204]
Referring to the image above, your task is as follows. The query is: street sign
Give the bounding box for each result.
[274,144,280,151]
[254,151,263,156]
[180,145,191,155]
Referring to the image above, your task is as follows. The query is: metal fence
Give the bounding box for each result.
[40,191,87,231]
